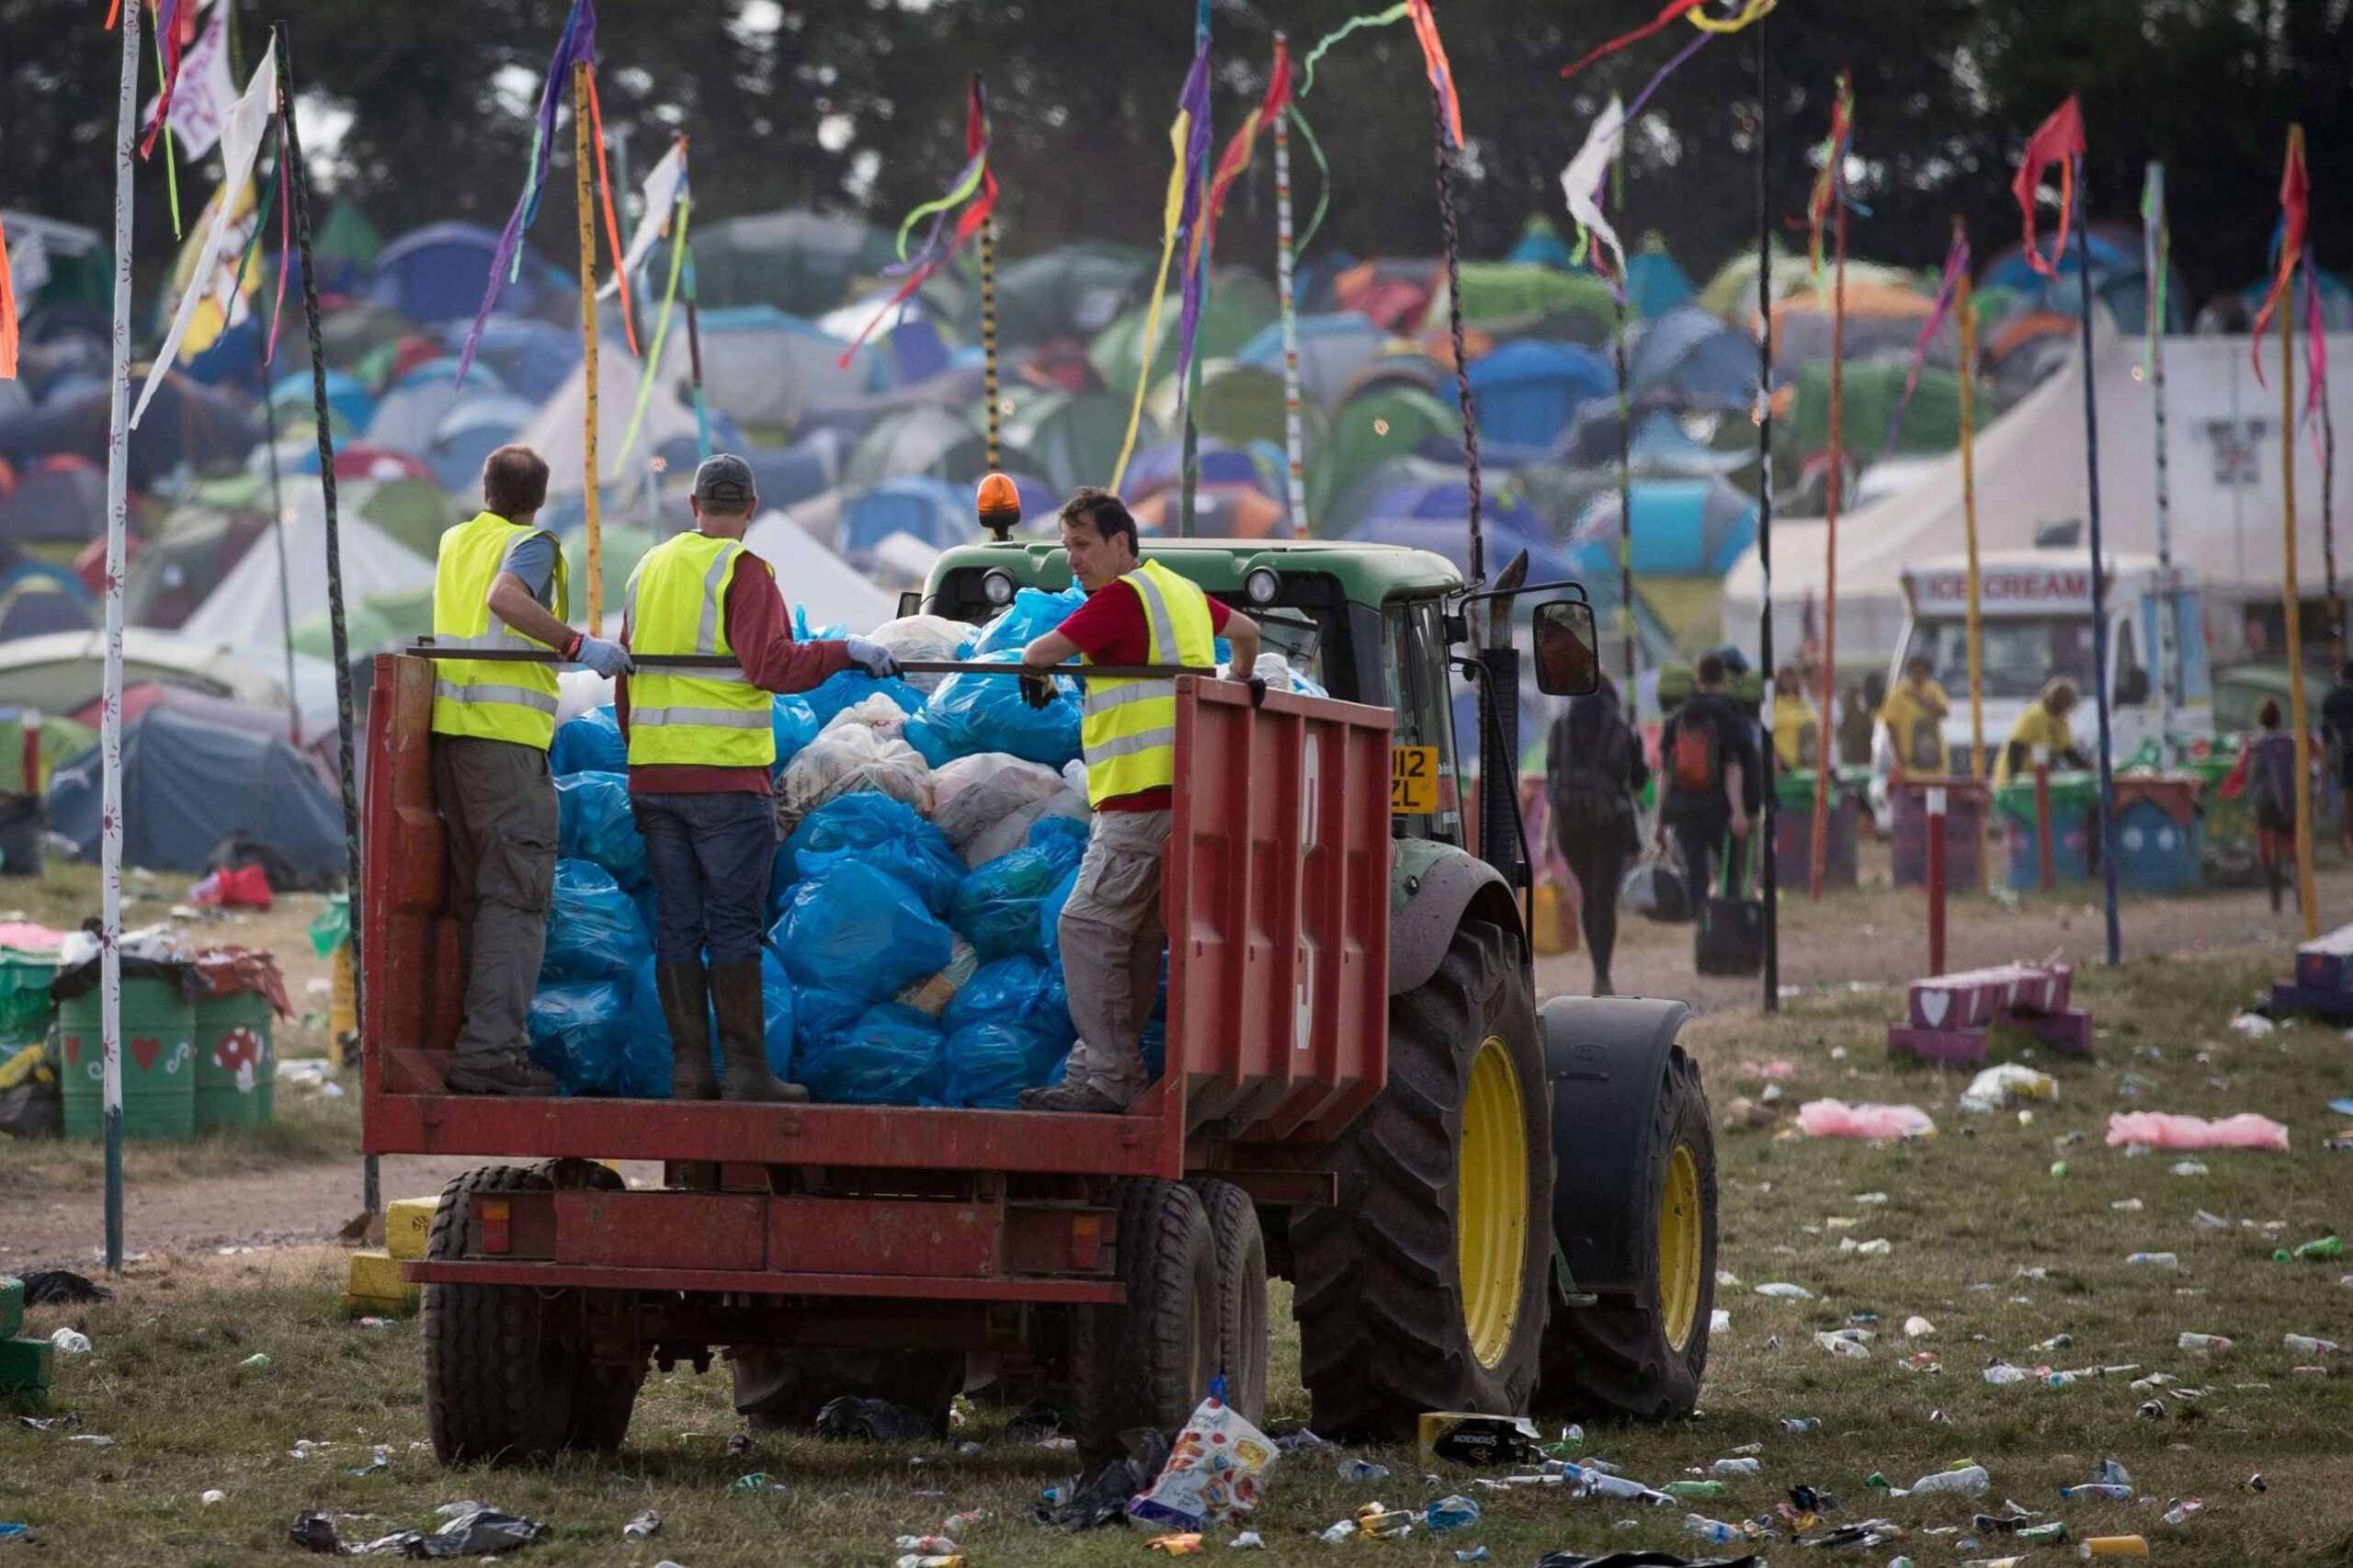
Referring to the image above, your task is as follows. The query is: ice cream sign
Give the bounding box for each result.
[1906,565,2100,615]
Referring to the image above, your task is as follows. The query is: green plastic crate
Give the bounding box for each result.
[0,1334,53,1392]
[0,1277,20,1338]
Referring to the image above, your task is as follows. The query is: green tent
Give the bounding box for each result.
[692,210,901,317]
[991,386,1142,494]
[0,710,98,793]
[1088,269,1278,397]
[561,524,658,608]
[1145,361,1330,517]
[992,242,1157,347]
[1787,359,1979,460]
[1322,384,1459,530]
[1696,246,1928,323]
[1427,262,1615,340]
[291,586,432,661]
[315,199,383,272]
[358,479,455,560]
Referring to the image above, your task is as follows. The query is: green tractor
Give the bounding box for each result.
[914,528,1718,1432]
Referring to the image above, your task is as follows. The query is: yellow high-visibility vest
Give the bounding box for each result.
[623,530,775,769]
[429,511,570,749]
[1079,559,1217,807]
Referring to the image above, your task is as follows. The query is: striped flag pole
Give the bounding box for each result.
[1271,36,1308,532]
[574,62,603,632]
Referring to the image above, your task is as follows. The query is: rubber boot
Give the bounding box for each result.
[711,960,808,1103]
[656,961,720,1100]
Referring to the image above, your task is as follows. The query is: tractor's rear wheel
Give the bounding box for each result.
[1290,918,1552,1439]
[1189,1177,1268,1425]
[422,1165,573,1466]
[1538,1045,1717,1418]
[1067,1178,1219,1459]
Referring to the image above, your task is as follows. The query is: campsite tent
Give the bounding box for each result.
[741,512,899,629]
[672,304,871,428]
[180,511,434,649]
[839,477,972,562]
[367,222,561,326]
[518,352,698,495]
[0,456,108,544]
[0,565,95,642]
[1631,306,1758,409]
[1233,313,1386,410]
[1770,280,1951,377]
[1467,340,1612,449]
[1324,384,1459,523]
[1624,244,1698,320]
[1722,322,2353,668]
[1785,358,1976,463]
[270,369,374,435]
[1088,271,1278,394]
[690,210,900,317]
[1556,405,1755,477]
[843,403,993,493]
[0,371,258,488]
[995,386,1134,494]
[993,243,1156,347]
[1428,262,1615,341]
[1506,218,1577,273]
[0,629,341,738]
[426,395,539,493]
[125,506,269,629]
[438,315,580,403]
[49,706,344,877]
[1571,478,1758,575]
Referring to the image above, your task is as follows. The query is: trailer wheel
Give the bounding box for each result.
[1068,1178,1219,1459]
[1188,1178,1268,1426]
[422,1165,573,1466]
[1538,1044,1716,1419]
[534,1161,644,1454]
[1290,918,1553,1439]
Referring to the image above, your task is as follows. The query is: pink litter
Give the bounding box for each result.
[1740,1058,1799,1080]
[2106,1112,2291,1152]
[0,922,68,951]
[1797,1099,1938,1141]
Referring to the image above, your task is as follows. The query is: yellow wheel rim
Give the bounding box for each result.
[1457,1036,1529,1369]
[1659,1142,1703,1353]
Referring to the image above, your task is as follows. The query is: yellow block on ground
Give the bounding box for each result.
[385,1197,438,1262]
[342,1248,419,1317]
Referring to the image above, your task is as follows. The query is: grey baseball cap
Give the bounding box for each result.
[692,453,756,505]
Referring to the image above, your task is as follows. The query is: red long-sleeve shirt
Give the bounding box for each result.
[615,551,850,796]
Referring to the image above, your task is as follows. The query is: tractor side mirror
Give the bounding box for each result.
[1531,598,1600,697]
[898,590,923,619]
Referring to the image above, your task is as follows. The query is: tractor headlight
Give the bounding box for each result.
[982,567,1017,607]
[1245,566,1279,606]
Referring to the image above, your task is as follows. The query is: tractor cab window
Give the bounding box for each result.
[1383,597,1464,846]
[1245,606,1324,687]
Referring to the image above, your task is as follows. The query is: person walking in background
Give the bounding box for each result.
[1879,654,1950,779]
[1770,664,1823,772]
[429,444,631,1096]
[1545,673,1648,996]
[2221,699,2302,912]
[1994,676,2090,786]
[1656,651,1759,908]
[2321,662,2353,853]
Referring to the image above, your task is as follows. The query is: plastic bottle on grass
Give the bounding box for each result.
[2177,1332,2233,1351]
[1685,1514,1745,1545]
[2059,1483,2134,1501]
[1909,1465,1989,1497]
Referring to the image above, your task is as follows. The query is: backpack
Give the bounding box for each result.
[2252,734,2298,833]
[1669,717,1721,798]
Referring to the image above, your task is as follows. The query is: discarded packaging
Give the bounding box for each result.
[1663,1481,1729,1499]
[2105,1111,2290,1151]
[2160,1498,2205,1526]
[1685,1514,1745,1545]
[1711,1457,1763,1475]
[1144,1534,1203,1554]
[287,1506,552,1558]
[2078,1538,2150,1557]
[1418,1412,1541,1468]
[1816,1331,1870,1359]
[2284,1333,2341,1356]
[1754,1282,1813,1300]
[1983,1364,2031,1386]
[1960,1063,2057,1115]
[239,1352,271,1369]
[2177,1332,2233,1351]
[1910,1464,1991,1496]
[2124,1252,2177,1267]
[2060,1484,2134,1501]
[2287,1234,2343,1259]
[1126,1396,1277,1533]
[1231,1531,1267,1549]
[1797,1099,1937,1140]
[1424,1495,1481,1534]
[815,1393,935,1442]
[48,1327,89,1354]
[895,1536,956,1553]
[1353,1503,1415,1539]
[1782,1417,1822,1431]
[1337,1457,1390,1483]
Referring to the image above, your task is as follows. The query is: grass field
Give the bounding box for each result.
[6,944,2352,1565]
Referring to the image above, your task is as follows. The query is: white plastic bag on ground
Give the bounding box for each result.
[1124,1393,1279,1533]
[961,785,1090,868]
[866,614,972,695]
[1959,1062,2058,1115]
[930,753,1066,848]
[824,692,914,739]
[778,722,933,836]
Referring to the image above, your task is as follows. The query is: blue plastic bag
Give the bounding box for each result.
[799,1002,946,1105]
[526,979,657,1096]
[941,1019,1074,1108]
[555,771,649,889]
[779,794,963,916]
[970,585,1087,656]
[772,860,954,1003]
[771,695,822,775]
[793,604,851,643]
[952,829,1089,961]
[1039,863,1083,960]
[541,860,647,983]
[551,705,627,776]
[801,667,924,729]
[905,651,1082,770]
[623,950,796,1088]
[793,986,870,1056]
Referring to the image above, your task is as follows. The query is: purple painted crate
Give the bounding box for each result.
[1990,1007,2094,1058]
[2271,982,2353,1021]
[2292,924,2353,993]
[1887,1024,1989,1066]
[1906,963,2073,1030]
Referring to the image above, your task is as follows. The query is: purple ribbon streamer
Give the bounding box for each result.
[454,0,599,386]
[1172,38,1214,382]
[1881,234,1970,460]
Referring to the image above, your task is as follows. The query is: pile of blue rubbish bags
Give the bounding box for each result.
[522,587,1197,1108]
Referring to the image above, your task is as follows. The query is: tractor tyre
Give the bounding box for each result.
[422,1165,573,1466]
[1188,1177,1269,1425]
[1290,918,1553,1440]
[1538,1044,1717,1419]
[1067,1178,1219,1460]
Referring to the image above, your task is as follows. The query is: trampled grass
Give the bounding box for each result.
[6,944,2351,1565]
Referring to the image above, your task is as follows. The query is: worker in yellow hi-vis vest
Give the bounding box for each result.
[431,445,632,1096]
[1011,487,1258,1113]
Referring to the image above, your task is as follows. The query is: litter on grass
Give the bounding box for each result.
[1796,1100,1937,1140]
[2106,1111,2290,1150]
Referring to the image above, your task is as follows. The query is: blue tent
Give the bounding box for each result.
[438,316,580,402]
[1345,480,1573,582]
[367,222,561,327]
[1630,306,1756,410]
[840,476,969,560]
[2236,267,2353,332]
[1572,477,1756,575]
[1505,219,1578,273]
[426,395,539,493]
[270,369,375,434]
[1235,312,1385,409]
[1624,248,1697,319]
[1466,340,1612,449]
[1124,439,1269,499]
[48,704,344,877]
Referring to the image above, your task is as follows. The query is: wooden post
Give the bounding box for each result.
[573,62,602,633]
[1754,16,1777,1011]
[1809,173,1847,901]
[1926,785,1948,976]
[2072,157,2122,967]
[1957,219,1983,787]
[2281,129,2319,938]
[2034,756,2055,891]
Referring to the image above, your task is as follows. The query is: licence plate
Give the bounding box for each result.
[1391,745,1438,812]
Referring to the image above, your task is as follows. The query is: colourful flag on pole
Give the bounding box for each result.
[838,77,996,364]
[139,0,188,158]
[0,213,17,381]
[1806,73,1855,279]
[2250,125,2307,381]
[2011,96,2086,280]
[1561,98,1628,283]
[2140,162,2168,377]
[1881,229,1970,459]
[1405,0,1462,148]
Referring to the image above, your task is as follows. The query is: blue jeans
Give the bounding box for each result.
[631,792,778,967]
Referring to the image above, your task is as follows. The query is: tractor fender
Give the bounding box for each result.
[1539,994,1696,1295]
[1389,839,1524,994]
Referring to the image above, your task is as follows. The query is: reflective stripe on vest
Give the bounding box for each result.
[429,511,570,749]
[624,530,776,769]
[1079,559,1217,807]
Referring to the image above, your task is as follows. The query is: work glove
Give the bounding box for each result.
[1020,672,1057,710]
[572,633,633,679]
[843,635,901,679]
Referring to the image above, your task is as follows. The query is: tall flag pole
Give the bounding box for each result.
[2143,163,2179,755]
[978,77,1001,473]
[2075,165,2124,965]
[1270,35,1308,531]
[1957,220,1984,790]
[1806,73,1853,903]
[573,61,603,632]
[681,199,710,463]
[278,28,373,1215]
[2256,128,2319,936]
[99,0,145,1277]
[1413,0,1479,589]
[1753,13,1778,1011]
